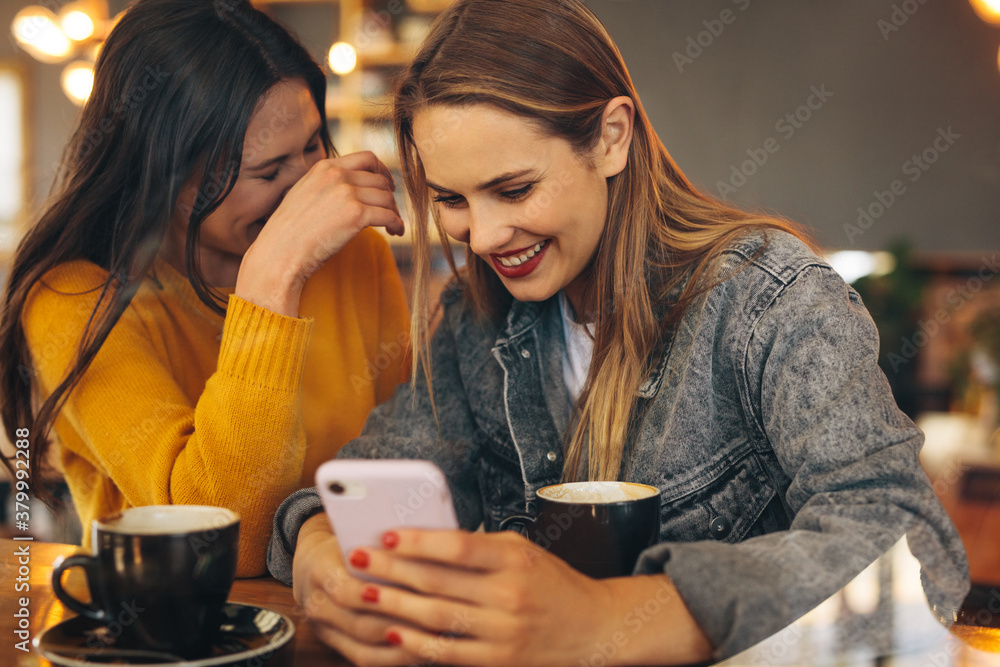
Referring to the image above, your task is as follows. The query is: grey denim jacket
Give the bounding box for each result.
[268,230,968,660]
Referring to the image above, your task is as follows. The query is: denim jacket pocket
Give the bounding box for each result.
[658,447,779,545]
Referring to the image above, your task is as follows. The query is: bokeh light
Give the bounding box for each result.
[12,7,73,63]
[328,42,358,75]
[61,61,94,105]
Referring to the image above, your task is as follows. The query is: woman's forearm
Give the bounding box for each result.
[605,575,714,666]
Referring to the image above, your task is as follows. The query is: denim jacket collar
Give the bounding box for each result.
[493,294,670,400]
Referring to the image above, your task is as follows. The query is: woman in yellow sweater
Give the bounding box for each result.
[0,0,410,576]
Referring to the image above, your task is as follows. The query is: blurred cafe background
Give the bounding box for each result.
[0,0,998,661]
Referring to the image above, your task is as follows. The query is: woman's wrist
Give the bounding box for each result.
[292,514,338,604]
[234,242,308,317]
[602,575,714,666]
[298,512,333,549]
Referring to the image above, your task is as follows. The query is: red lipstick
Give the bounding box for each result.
[490,240,549,278]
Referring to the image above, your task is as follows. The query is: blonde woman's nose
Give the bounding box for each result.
[467,209,516,257]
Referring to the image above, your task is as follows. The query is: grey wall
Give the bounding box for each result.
[5,0,999,253]
[586,0,1000,252]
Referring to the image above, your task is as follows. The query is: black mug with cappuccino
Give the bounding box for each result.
[500,481,661,579]
[51,505,240,659]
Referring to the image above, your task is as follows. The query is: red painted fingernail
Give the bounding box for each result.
[386,630,402,646]
[382,531,400,549]
[349,550,369,569]
[361,585,379,603]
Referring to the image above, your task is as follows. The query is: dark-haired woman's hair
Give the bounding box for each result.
[394,0,814,482]
[0,0,333,501]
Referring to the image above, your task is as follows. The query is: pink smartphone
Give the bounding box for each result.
[315,459,459,583]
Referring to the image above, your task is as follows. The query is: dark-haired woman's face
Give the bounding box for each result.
[414,104,609,314]
[165,78,325,286]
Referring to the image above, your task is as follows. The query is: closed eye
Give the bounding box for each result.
[500,183,534,202]
[432,182,536,209]
[432,193,467,209]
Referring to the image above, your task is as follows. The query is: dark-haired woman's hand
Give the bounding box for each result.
[236,151,404,317]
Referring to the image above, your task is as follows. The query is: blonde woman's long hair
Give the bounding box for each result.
[394,0,812,482]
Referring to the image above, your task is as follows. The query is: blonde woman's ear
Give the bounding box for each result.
[597,96,635,178]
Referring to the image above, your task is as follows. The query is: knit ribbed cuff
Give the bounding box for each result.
[219,295,314,391]
[267,487,324,585]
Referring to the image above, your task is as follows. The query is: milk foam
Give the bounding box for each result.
[538,481,659,504]
[98,505,239,534]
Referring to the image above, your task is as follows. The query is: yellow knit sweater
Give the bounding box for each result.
[22,229,410,576]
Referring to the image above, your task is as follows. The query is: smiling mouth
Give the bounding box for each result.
[493,240,549,267]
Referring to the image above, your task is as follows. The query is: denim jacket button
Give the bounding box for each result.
[521,349,531,359]
[546,451,557,462]
[710,516,733,540]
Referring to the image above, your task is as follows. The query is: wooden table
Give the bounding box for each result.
[2,484,999,667]
[937,473,1000,587]
[0,539,349,667]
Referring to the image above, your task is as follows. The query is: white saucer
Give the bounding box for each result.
[33,602,294,666]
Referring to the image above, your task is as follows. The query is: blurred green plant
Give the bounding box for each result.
[852,239,927,417]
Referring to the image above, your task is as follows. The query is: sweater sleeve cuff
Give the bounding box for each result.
[219,295,314,390]
[267,487,324,585]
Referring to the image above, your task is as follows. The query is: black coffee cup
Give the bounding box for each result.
[500,481,661,579]
[51,505,240,659]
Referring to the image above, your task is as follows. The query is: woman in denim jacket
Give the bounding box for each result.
[268,0,968,664]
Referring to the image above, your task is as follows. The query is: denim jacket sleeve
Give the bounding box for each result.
[633,263,969,659]
[267,288,485,584]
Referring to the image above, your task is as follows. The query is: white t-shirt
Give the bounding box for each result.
[558,291,595,405]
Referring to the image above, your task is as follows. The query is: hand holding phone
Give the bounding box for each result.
[315,459,459,583]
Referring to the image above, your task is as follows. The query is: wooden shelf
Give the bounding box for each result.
[326,95,393,120]
[358,46,415,67]
[253,0,451,169]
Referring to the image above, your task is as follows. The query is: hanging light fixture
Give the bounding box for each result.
[11,0,110,103]
[60,10,96,41]
[58,0,109,41]
[12,7,73,64]
[61,61,95,105]
[969,0,1000,24]
[328,42,358,75]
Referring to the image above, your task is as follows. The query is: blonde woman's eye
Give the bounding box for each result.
[305,143,320,153]
[501,183,534,202]
[433,194,466,209]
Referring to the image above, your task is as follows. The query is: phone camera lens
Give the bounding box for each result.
[328,482,346,495]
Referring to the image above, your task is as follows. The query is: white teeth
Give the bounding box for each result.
[497,240,548,268]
